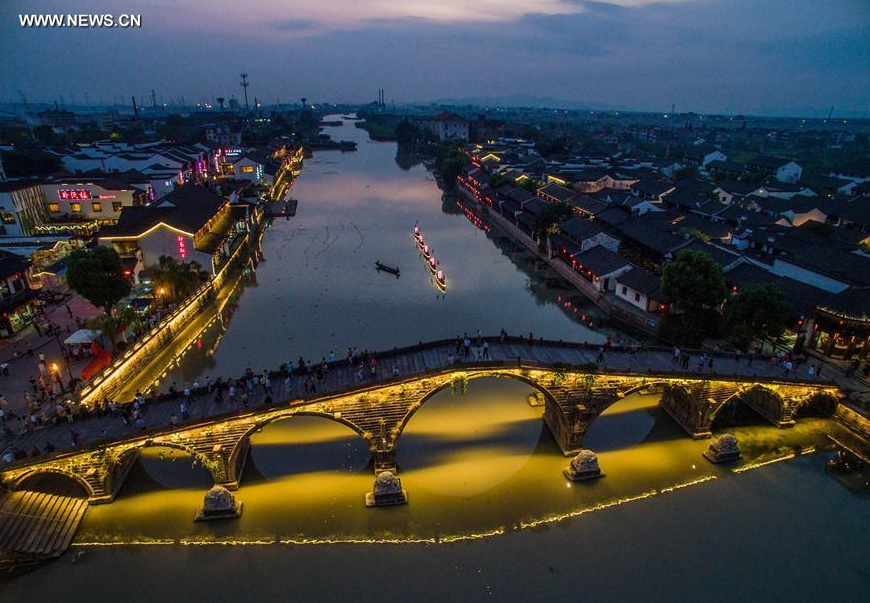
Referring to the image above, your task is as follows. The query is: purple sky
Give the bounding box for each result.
[2,0,869,116]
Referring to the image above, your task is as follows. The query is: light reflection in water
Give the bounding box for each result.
[76,378,854,545]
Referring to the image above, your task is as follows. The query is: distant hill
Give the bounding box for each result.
[429,94,622,111]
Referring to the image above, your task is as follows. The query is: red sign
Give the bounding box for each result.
[58,189,91,200]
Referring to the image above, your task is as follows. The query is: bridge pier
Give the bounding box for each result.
[659,383,719,439]
[737,385,797,429]
[211,442,248,491]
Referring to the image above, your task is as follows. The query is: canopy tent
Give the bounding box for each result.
[64,329,102,346]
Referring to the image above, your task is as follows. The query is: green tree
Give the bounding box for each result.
[674,165,699,180]
[31,125,58,144]
[152,255,203,302]
[533,202,574,235]
[394,117,419,144]
[67,246,131,314]
[0,151,62,177]
[435,147,470,189]
[723,283,793,350]
[661,249,727,314]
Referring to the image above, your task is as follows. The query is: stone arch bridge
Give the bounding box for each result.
[0,337,839,505]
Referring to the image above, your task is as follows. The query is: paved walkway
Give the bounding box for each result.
[0,292,102,416]
[1,337,830,465]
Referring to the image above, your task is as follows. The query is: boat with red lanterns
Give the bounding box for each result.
[435,268,447,291]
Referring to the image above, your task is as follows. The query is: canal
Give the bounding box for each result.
[3,117,868,601]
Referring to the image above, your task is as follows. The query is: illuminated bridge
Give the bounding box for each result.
[0,337,839,505]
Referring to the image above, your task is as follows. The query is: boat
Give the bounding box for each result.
[435,269,447,291]
[422,244,432,261]
[375,260,401,277]
[428,256,438,274]
[414,224,424,247]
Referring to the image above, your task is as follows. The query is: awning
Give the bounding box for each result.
[64,329,102,345]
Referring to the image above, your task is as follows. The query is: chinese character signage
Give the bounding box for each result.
[58,189,92,200]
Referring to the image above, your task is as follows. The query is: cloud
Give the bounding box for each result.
[1,0,868,115]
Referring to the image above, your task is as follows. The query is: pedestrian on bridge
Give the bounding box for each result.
[483,341,490,359]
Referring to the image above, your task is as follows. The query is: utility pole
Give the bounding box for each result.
[240,73,250,113]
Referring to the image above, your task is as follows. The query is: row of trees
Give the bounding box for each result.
[660,250,793,350]
[66,246,204,348]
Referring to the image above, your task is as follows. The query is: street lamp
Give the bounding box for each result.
[52,329,74,386]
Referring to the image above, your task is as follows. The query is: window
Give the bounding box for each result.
[91,202,102,212]
[621,285,627,295]
[70,203,81,213]
[12,277,24,292]
[48,203,61,213]
[240,165,254,173]
[634,292,641,302]
[112,202,123,212]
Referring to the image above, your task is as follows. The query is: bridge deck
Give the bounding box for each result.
[1,338,827,468]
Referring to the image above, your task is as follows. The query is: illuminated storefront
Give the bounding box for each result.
[810,288,870,360]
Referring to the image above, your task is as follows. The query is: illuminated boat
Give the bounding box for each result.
[422,244,432,260]
[414,224,424,246]
[428,256,438,274]
[435,269,447,291]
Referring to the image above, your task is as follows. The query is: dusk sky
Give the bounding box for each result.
[3,0,870,116]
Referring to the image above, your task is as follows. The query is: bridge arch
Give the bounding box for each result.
[226,408,374,477]
[10,467,96,499]
[390,369,559,448]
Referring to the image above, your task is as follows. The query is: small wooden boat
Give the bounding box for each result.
[375,260,401,276]
[422,244,432,261]
[428,256,438,274]
[435,269,447,291]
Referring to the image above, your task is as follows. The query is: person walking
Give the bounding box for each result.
[482,341,490,359]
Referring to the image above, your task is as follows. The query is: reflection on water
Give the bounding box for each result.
[76,377,858,544]
[10,116,868,602]
[149,116,620,392]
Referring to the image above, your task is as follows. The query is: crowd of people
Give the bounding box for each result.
[1,329,841,467]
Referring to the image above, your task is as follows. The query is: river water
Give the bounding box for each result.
[3,117,869,601]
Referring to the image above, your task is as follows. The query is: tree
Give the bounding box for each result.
[0,151,62,177]
[31,125,58,144]
[434,147,470,188]
[394,117,419,144]
[661,249,727,314]
[723,283,793,350]
[67,246,131,314]
[533,202,574,235]
[535,135,571,160]
[151,255,202,302]
[674,165,699,180]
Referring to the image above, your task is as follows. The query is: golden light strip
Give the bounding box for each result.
[732,453,797,473]
[67,476,725,549]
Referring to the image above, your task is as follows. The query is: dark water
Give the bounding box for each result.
[138,116,615,392]
[4,117,868,601]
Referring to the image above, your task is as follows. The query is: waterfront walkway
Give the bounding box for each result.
[1,337,828,465]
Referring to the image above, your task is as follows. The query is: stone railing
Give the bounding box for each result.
[77,236,252,407]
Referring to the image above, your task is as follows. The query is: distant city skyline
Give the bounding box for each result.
[2,0,870,117]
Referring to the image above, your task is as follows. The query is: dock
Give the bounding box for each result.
[0,491,88,560]
[270,197,298,217]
